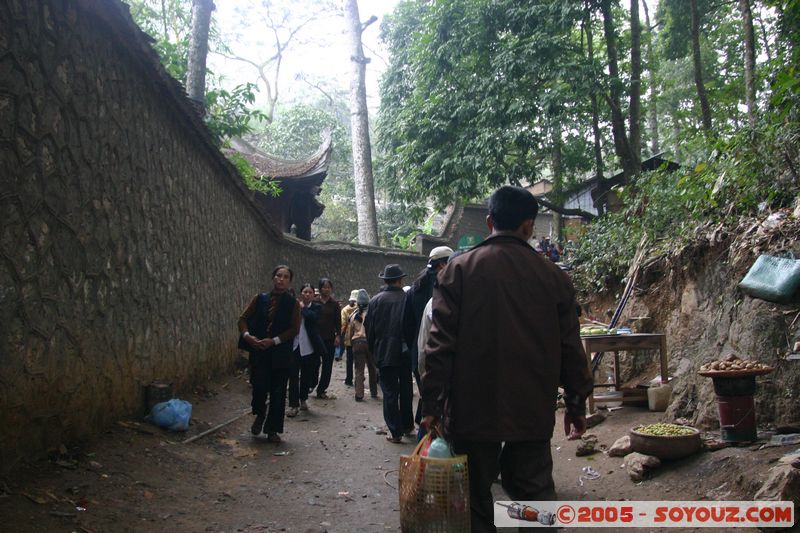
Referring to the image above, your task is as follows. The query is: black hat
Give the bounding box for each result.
[378,264,406,280]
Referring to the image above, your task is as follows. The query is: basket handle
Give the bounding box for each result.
[411,432,431,457]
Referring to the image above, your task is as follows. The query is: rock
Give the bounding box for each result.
[753,464,800,507]
[608,436,632,457]
[586,411,606,428]
[576,434,598,457]
[624,452,661,482]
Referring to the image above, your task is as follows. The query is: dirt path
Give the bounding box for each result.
[0,361,792,532]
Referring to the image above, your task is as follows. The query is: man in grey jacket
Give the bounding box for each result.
[421,186,593,532]
[365,264,415,443]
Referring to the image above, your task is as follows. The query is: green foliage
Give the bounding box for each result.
[206,83,266,142]
[378,0,589,207]
[126,0,193,79]
[572,120,800,295]
[571,212,640,294]
[226,152,282,197]
[126,0,263,146]
[656,0,715,60]
[377,202,421,250]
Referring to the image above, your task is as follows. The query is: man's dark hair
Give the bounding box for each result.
[487,186,539,231]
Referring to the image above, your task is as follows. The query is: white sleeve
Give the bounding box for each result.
[417,298,434,373]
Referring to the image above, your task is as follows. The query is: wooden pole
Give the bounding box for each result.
[183,409,250,444]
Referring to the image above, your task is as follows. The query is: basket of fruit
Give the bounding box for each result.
[629,423,702,460]
[698,355,773,378]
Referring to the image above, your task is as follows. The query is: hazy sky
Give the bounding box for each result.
[209,0,399,111]
[208,0,660,113]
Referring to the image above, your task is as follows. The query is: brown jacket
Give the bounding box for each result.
[421,234,593,441]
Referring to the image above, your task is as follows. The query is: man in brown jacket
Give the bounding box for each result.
[421,186,593,532]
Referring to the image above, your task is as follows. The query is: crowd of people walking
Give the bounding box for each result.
[236,248,458,446]
[237,186,593,532]
[236,266,409,444]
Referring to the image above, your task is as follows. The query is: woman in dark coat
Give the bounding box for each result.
[238,265,300,443]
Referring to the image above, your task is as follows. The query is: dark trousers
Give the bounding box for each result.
[379,363,413,438]
[288,349,320,407]
[452,439,556,533]
[344,345,354,385]
[316,338,335,394]
[402,364,414,432]
[250,353,290,434]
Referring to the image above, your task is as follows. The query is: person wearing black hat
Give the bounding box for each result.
[365,264,415,443]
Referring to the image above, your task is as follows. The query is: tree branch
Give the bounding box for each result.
[296,74,334,106]
[360,15,378,33]
[362,42,388,67]
[535,197,596,221]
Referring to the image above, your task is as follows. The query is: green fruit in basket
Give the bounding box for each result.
[635,423,695,437]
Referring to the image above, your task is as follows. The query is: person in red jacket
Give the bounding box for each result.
[421,186,593,532]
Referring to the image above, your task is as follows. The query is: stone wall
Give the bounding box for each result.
[0,0,425,469]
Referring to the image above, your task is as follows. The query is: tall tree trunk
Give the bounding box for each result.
[600,0,638,182]
[161,0,168,38]
[739,0,757,128]
[344,0,379,246]
[586,6,606,216]
[551,123,563,243]
[642,0,659,154]
[755,11,772,62]
[185,0,215,106]
[690,0,713,132]
[629,0,642,165]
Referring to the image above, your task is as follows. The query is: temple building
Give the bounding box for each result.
[228,133,332,241]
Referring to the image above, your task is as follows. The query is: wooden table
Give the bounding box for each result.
[581,333,669,413]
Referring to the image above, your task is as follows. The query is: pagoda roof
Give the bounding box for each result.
[227,132,332,187]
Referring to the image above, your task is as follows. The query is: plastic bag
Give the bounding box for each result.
[148,399,192,431]
[399,433,470,533]
[738,254,800,303]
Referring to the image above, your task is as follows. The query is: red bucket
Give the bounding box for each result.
[717,395,757,442]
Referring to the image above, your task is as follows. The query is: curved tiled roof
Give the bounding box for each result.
[228,133,332,184]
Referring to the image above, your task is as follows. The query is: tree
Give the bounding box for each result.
[185,0,215,105]
[216,0,332,123]
[690,0,713,131]
[739,0,757,128]
[629,0,642,161]
[599,0,640,181]
[641,0,659,154]
[582,2,607,213]
[344,0,379,246]
[127,0,265,145]
[379,1,588,206]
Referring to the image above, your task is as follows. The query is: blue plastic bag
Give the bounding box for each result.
[149,399,192,431]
